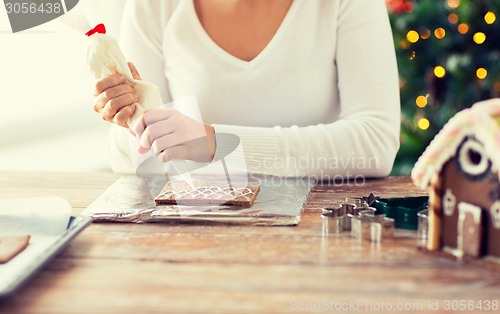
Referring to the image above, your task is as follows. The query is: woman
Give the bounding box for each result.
[93,0,400,179]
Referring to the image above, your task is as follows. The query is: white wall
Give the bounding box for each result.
[0,0,126,172]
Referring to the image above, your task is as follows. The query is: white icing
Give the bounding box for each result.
[458,202,482,224]
[458,138,489,176]
[443,246,462,258]
[443,189,456,216]
[490,201,500,229]
[457,202,482,258]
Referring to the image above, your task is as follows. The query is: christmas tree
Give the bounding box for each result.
[387,0,500,175]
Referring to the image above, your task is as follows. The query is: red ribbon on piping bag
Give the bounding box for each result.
[85,24,106,36]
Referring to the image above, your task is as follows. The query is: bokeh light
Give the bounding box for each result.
[434,28,446,39]
[473,32,486,44]
[458,23,469,34]
[418,118,430,130]
[447,0,460,9]
[406,30,420,43]
[416,96,428,108]
[485,11,496,24]
[400,39,410,49]
[434,66,446,78]
[420,28,431,40]
[448,13,459,24]
[476,68,488,79]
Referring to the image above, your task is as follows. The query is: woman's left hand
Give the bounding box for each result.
[131,109,216,163]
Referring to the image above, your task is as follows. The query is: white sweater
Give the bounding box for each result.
[110,0,400,178]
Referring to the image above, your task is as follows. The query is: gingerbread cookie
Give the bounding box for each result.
[155,181,260,207]
[0,235,30,264]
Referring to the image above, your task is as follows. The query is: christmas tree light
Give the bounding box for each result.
[485,11,496,24]
[434,28,446,39]
[448,13,459,24]
[418,118,431,130]
[473,32,486,44]
[416,96,428,108]
[457,23,469,34]
[434,66,446,78]
[476,68,488,79]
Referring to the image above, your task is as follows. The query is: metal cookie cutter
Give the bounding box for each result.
[417,209,429,248]
[351,211,395,243]
[343,198,371,231]
[322,196,395,242]
[321,197,367,235]
[321,207,346,235]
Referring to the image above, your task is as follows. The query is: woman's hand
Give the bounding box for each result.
[131,109,216,163]
[92,62,141,128]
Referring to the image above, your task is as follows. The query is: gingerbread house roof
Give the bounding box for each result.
[412,98,500,190]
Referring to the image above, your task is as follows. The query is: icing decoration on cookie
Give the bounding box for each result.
[456,137,492,180]
[443,189,456,216]
[491,202,500,229]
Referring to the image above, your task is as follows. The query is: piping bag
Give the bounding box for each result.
[61,14,193,187]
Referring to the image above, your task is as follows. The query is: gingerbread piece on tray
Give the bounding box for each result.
[0,235,30,264]
[155,181,260,207]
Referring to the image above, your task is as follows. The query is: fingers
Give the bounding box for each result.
[129,116,146,141]
[155,137,213,163]
[131,109,173,140]
[139,119,175,150]
[128,62,142,80]
[93,93,106,114]
[93,84,135,113]
[113,103,137,128]
[158,145,186,163]
[103,83,135,100]
[147,133,212,163]
[150,133,185,156]
[137,145,151,155]
[143,109,173,125]
[92,64,142,128]
[133,109,210,162]
[101,93,139,122]
[94,74,125,96]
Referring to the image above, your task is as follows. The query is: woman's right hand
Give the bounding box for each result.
[92,62,142,128]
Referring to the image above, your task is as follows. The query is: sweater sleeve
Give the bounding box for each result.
[213,0,400,179]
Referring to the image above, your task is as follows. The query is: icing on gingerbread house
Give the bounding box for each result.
[412,98,500,261]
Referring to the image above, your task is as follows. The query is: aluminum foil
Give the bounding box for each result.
[83,176,313,226]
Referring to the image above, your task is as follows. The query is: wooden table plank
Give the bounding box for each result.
[59,217,426,266]
[3,258,500,314]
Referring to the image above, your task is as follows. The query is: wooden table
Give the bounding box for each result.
[0,172,499,314]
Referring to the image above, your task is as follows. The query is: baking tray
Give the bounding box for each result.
[0,215,92,299]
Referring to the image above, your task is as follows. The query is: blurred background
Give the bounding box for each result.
[0,0,126,172]
[0,0,498,175]
[388,0,500,175]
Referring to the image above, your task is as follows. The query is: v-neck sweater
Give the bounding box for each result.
[110,0,401,178]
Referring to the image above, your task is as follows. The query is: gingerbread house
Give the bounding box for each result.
[412,98,500,262]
